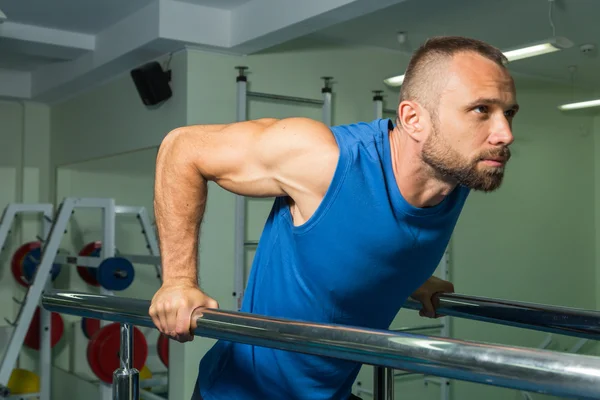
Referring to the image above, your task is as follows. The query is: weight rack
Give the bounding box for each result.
[0,203,54,400]
[0,198,165,400]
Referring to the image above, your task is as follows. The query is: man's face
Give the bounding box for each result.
[421,52,519,192]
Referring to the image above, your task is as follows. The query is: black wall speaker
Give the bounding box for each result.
[130,61,172,106]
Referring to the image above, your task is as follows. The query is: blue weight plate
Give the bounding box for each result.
[97,257,135,291]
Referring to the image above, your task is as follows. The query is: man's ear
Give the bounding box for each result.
[398,101,427,142]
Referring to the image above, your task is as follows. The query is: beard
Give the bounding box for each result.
[421,122,510,192]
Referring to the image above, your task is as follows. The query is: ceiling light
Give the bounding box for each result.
[0,8,6,23]
[383,37,573,87]
[558,99,600,111]
[503,36,573,62]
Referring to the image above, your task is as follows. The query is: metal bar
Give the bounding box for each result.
[54,254,102,267]
[40,206,54,400]
[438,249,451,400]
[247,91,324,106]
[373,90,383,120]
[113,323,139,400]
[322,77,333,126]
[386,367,394,400]
[244,240,258,247]
[403,293,600,340]
[101,198,116,400]
[392,324,443,333]
[41,290,600,400]
[234,70,247,311]
[373,366,385,400]
[383,108,396,115]
[115,206,144,215]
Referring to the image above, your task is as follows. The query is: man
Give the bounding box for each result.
[150,35,518,400]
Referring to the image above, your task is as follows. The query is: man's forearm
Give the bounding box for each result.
[154,130,206,286]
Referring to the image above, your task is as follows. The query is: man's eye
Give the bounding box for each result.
[505,109,517,118]
[474,105,488,114]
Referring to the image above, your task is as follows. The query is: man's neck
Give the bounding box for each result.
[388,128,457,208]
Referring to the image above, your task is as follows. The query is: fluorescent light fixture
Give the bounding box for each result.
[383,74,405,87]
[558,99,600,111]
[0,8,6,23]
[503,36,573,62]
[383,37,573,87]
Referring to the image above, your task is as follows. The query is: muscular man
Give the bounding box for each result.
[150,35,518,400]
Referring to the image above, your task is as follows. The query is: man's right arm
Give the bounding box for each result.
[150,117,338,341]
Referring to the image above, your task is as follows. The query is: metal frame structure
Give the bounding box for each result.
[0,203,54,400]
[233,66,333,311]
[42,290,600,400]
[0,199,164,400]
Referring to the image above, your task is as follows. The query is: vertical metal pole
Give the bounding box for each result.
[40,209,54,400]
[373,366,385,400]
[386,367,394,400]
[321,77,333,126]
[112,323,139,400]
[234,66,248,311]
[102,199,116,400]
[373,90,383,120]
[440,248,451,400]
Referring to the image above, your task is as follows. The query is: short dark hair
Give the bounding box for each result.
[399,36,508,116]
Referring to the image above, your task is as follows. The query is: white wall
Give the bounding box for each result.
[0,100,52,386]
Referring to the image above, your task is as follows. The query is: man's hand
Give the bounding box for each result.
[410,276,454,318]
[149,280,219,343]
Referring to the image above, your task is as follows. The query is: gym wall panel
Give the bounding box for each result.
[50,50,188,169]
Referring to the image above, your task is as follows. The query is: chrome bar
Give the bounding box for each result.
[393,324,443,333]
[113,323,139,400]
[247,91,324,106]
[404,294,600,340]
[41,290,600,399]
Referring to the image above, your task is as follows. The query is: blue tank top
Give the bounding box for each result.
[197,119,470,400]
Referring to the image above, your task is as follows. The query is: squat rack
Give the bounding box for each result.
[233,66,334,311]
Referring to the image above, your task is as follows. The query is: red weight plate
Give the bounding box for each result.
[87,323,148,384]
[76,241,101,286]
[11,242,40,287]
[23,307,64,350]
[157,334,169,367]
[82,318,101,339]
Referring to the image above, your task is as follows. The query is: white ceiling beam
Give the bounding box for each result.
[158,0,230,49]
[31,1,162,101]
[0,21,95,51]
[0,68,31,99]
[229,0,409,53]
